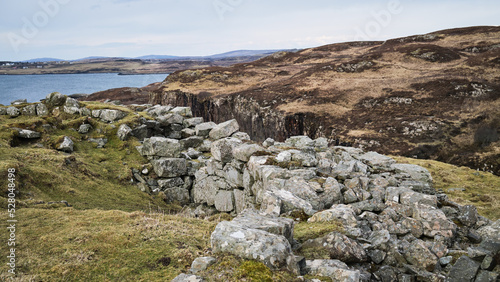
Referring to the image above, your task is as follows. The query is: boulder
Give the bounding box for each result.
[231,132,251,141]
[170,107,193,117]
[403,239,438,272]
[190,257,216,274]
[78,124,92,134]
[391,163,433,186]
[260,189,316,216]
[17,129,41,139]
[477,219,500,241]
[89,138,107,148]
[180,136,204,150]
[158,177,184,189]
[139,137,182,157]
[412,203,457,238]
[305,259,360,282]
[0,107,6,115]
[45,92,66,107]
[192,173,219,206]
[58,136,74,153]
[210,138,242,164]
[157,113,184,126]
[445,256,480,282]
[21,104,37,116]
[320,177,344,208]
[117,124,132,140]
[171,273,204,282]
[209,119,239,140]
[214,190,234,212]
[164,187,190,205]
[64,97,80,108]
[210,220,299,274]
[151,158,187,178]
[302,232,367,262]
[6,107,20,117]
[232,144,265,162]
[99,109,127,123]
[11,99,27,105]
[230,209,295,243]
[63,106,80,115]
[285,136,314,148]
[308,205,359,230]
[357,151,396,169]
[145,105,172,117]
[183,117,204,128]
[195,122,216,137]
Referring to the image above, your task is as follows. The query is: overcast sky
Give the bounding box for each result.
[1,0,499,61]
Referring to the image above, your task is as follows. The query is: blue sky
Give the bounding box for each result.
[0,0,499,61]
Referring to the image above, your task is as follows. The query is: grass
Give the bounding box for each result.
[393,156,500,220]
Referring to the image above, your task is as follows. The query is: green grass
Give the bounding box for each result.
[393,156,500,220]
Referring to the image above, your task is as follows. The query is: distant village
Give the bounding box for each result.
[0,60,73,70]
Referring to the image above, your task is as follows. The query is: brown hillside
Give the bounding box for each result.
[148,26,500,174]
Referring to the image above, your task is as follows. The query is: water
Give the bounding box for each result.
[0,73,169,105]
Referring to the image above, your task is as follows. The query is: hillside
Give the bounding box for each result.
[147,26,500,175]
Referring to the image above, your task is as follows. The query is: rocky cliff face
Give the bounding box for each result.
[148,26,500,175]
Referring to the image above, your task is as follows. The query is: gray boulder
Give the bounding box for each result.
[89,138,107,148]
[170,107,193,117]
[64,97,80,108]
[151,158,187,178]
[232,143,265,162]
[17,129,41,139]
[117,124,132,140]
[139,137,182,157]
[403,239,438,272]
[164,187,190,205]
[308,205,359,230]
[391,163,433,186]
[183,117,204,128]
[157,113,184,126]
[412,203,457,238]
[210,138,242,163]
[231,209,295,243]
[7,107,20,117]
[209,119,239,140]
[305,259,360,282]
[214,190,234,212]
[171,273,204,282]
[477,219,500,241]
[21,104,37,116]
[195,122,216,137]
[99,109,127,123]
[45,92,67,107]
[285,136,314,148]
[190,257,216,274]
[58,136,74,153]
[210,220,299,274]
[445,256,480,282]
[302,231,367,262]
[146,105,172,117]
[0,107,6,115]
[11,99,27,105]
[357,151,396,169]
[260,188,316,216]
[78,124,92,134]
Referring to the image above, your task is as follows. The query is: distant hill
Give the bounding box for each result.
[22,58,64,63]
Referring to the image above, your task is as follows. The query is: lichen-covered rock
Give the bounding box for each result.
[412,203,457,238]
[64,97,80,108]
[210,137,242,163]
[477,219,500,241]
[11,99,27,105]
[195,122,216,137]
[171,273,205,282]
[260,188,316,216]
[189,257,216,274]
[164,187,190,205]
[231,209,295,244]
[183,117,204,128]
[139,137,182,157]
[45,92,66,107]
[170,106,193,117]
[214,190,234,212]
[157,113,184,126]
[391,163,433,187]
[99,109,127,123]
[209,119,239,140]
[21,104,37,116]
[302,232,367,262]
[285,135,314,148]
[0,107,7,115]
[117,124,132,140]
[445,256,480,282]
[145,105,172,117]
[305,259,360,282]
[78,124,92,134]
[232,143,265,162]
[6,107,20,117]
[357,151,396,169]
[151,158,187,178]
[403,239,438,272]
[308,205,359,230]
[58,136,74,153]
[211,220,299,274]
[17,129,41,139]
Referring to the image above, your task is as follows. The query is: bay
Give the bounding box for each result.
[0,73,168,105]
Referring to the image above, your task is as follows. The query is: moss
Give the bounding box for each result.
[294,221,344,243]
[236,260,274,281]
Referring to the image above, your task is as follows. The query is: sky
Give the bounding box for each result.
[0,0,499,61]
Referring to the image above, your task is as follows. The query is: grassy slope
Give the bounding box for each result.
[0,102,498,281]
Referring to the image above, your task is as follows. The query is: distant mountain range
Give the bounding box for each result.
[20,50,287,63]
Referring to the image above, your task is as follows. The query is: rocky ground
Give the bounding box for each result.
[114,25,499,176]
[2,94,500,281]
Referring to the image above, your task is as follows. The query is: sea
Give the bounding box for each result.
[0,73,169,106]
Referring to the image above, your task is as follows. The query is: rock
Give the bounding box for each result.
[21,104,37,116]
[171,273,204,282]
[308,205,359,230]
[99,109,127,123]
[78,124,92,134]
[368,249,387,264]
[158,178,184,189]
[285,136,314,148]
[183,117,204,128]
[319,177,343,208]
[302,232,367,262]
[170,107,193,117]
[412,203,457,238]
[292,151,318,167]
[369,229,391,248]
[63,106,80,115]
[157,113,184,126]
[231,132,251,140]
[0,107,6,115]
[209,119,239,140]
[36,103,48,116]
[210,220,299,274]
[7,107,20,117]
[374,265,399,282]
[151,158,187,178]
[403,239,438,272]
[439,256,453,266]
[475,270,499,282]
[190,257,216,274]
[89,138,107,148]
[314,137,329,148]
[58,136,74,153]
[195,122,217,137]
[210,138,242,164]
[233,189,246,214]
[391,163,433,186]
[231,209,295,244]
[180,136,204,150]
[232,144,265,162]
[146,105,172,117]
[64,97,80,108]
[357,151,396,169]
[164,187,190,205]
[457,205,478,227]
[11,99,27,105]
[262,138,275,147]
[116,124,132,140]
[400,191,437,207]
[17,129,41,139]
[139,137,182,157]
[305,259,360,282]
[260,186,317,216]
[214,190,234,212]
[181,128,196,138]
[445,256,480,282]
[45,92,67,107]
[477,219,500,241]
